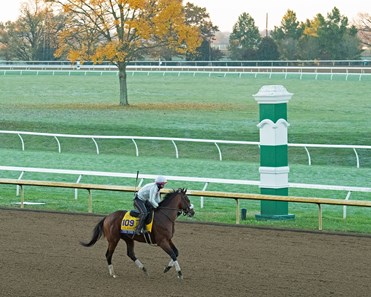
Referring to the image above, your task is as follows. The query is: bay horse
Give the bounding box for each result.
[80,188,194,280]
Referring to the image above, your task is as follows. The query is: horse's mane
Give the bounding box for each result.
[159,188,186,207]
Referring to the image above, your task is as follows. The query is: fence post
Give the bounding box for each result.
[20,185,24,208]
[88,189,92,213]
[253,85,295,220]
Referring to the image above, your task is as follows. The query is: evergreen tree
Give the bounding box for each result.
[319,7,361,59]
[229,13,261,60]
[257,37,279,60]
[271,10,304,59]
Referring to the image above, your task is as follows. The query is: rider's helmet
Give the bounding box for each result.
[155,175,167,185]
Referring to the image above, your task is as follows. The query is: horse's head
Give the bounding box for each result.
[159,188,195,218]
[176,188,195,217]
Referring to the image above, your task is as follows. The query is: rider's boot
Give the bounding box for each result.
[135,216,144,235]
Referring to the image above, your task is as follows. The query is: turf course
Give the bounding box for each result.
[0,72,370,233]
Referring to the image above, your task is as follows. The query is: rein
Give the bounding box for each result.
[158,206,187,222]
[157,205,189,222]
[158,207,177,223]
[156,189,193,222]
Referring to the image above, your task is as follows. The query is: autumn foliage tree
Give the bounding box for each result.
[183,3,220,61]
[46,0,201,106]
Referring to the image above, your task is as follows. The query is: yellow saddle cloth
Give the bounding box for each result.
[120,211,154,234]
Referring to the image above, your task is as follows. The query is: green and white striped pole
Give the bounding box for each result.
[253,85,295,220]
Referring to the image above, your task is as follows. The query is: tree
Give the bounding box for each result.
[228,13,261,60]
[257,36,279,60]
[47,0,201,106]
[302,7,362,59]
[0,0,62,61]
[355,13,371,47]
[271,10,304,59]
[294,14,319,59]
[151,2,221,61]
[271,10,303,41]
[183,2,220,61]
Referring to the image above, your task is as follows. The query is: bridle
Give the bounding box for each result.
[180,198,194,216]
[158,192,194,222]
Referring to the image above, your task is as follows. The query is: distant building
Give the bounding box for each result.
[211,31,230,56]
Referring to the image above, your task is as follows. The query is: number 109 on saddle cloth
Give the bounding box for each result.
[120,211,154,234]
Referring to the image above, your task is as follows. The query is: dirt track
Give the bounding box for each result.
[1,208,371,297]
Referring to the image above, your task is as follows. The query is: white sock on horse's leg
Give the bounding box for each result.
[135,259,148,275]
[135,259,144,269]
[174,260,181,272]
[174,261,183,279]
[108,264,117,278]
[167,259,175,267]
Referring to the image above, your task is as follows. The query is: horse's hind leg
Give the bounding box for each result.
[106,238,119,278]
[124,238,148,276]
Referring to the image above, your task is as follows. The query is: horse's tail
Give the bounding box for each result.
[80,217,105,247]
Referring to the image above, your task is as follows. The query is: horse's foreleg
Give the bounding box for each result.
[160,241,183,280]
[164,259,174,273]
[125,239,148,276]
[163,240,179,273]
[164,258,183,280]
[170,240,179,258]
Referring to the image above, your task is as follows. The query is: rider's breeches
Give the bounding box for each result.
[133,197,148,222]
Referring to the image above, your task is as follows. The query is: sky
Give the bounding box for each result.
[0,0,370,32]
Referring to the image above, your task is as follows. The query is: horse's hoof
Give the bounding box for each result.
[142,267,148,276]
[112,274,117,278]
[177,271,183,280]
[164,266,172,273]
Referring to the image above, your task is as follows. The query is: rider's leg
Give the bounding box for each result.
[133,198,148,234]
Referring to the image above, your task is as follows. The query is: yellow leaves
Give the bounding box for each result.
[90,0,106,6]
[113,19,120,27]
[152,0,183,36]
[304,17,320,37]
[54,47,65,58]
[67,50,82,62]
[127,19,152,39]
[63,4,72,13]
[181,26,202,52]
[54,0,201,63]
[126,0,147,10]
[304,27,317,37]
[91,41,128,63]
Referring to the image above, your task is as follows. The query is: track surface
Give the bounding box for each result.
[1,209,371,297]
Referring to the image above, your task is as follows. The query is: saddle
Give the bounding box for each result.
[120,210,154,235]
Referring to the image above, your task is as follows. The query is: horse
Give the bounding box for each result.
[80,188,194,280]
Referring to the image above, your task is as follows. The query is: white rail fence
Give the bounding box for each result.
[1,66,371,81]
[1,59,370,81]
[0,165,370,220]
[1,130,370,168]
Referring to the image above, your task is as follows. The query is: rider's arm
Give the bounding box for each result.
[148,185,160,208]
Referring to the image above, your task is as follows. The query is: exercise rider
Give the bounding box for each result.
[133,176,167,234]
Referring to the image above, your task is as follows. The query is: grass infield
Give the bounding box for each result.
[0,73,370,233]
